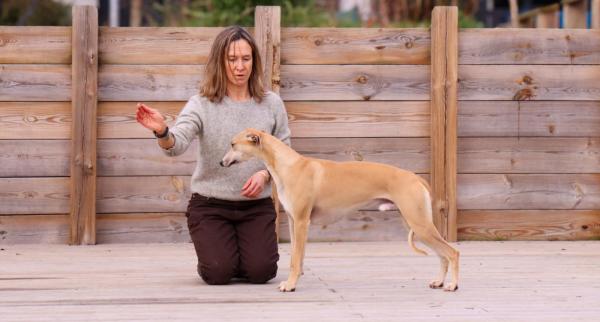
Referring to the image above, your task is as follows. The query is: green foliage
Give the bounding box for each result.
[385,9,483,28]
[0,0,71,26]
[280,0,334,27]
[156,0,334,27]
[457,9,484,28]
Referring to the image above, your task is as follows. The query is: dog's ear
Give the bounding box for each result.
[245,133,261,146]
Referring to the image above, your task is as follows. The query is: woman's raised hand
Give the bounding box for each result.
[136,103,167,133]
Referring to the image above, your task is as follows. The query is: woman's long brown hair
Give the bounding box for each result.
[200,26,265,103]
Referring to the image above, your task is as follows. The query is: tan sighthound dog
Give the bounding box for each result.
[220,128,460,292]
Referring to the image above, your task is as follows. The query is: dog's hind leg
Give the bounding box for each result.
[392,182,459,292]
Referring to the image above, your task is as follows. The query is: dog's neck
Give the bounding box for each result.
[254,134,301,175]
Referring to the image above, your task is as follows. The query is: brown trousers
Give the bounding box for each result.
[186,193,279,285]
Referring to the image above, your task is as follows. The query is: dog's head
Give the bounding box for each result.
[220,128,264,167]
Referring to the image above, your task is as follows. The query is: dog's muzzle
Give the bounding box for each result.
[220,160,236,167]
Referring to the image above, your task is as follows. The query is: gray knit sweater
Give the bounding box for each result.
[162,92,291,201]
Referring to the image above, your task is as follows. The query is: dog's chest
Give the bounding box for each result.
[277,187,292,213]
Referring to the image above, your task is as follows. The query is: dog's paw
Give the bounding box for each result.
[429,280,444,289]
[278,281,296,292]
[443,283,458,292]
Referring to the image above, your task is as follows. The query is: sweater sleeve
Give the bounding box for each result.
[162,96,203,157]
[269,93,292,147]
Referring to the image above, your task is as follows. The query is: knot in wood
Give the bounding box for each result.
[513,88,535,101]
[351,151,364,161]
[522,75,533,85]
[356,75,368,84]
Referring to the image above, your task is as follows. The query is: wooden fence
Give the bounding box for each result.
[516,0,600,28]
[1,5,599,244]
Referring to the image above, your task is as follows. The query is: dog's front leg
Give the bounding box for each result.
[279,212,310,292]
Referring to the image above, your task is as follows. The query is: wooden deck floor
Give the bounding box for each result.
[1,241,599,321]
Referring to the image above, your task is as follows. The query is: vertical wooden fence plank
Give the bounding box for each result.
[509,0,520,27]
[430,6,458,242]
[255,6,281,92]
[592,0,600,29]
[70,5,98,245]
[255,6,283,239]
[536,6,560,28]
[563,0,588,28]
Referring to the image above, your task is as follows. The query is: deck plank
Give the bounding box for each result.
[0,242,598,321]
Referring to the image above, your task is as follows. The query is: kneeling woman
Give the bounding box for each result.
[135,26,291,285]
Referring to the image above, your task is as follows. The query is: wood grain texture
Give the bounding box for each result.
[458,101,600,137]
[96,101,430,138]
[277,210,408,242]
[255,6,281,92]
[99,27,224,64]
[458,174,600,210]
[287,101,430,137]
[98,136,431,177]
[0,178,70,214]
[0,210,408,244]
[458,137,600,173]
[458,65,600,101]
[458,210,600,240]
[96,65,430,102]
[96,137,429,176]
[70,5,98,245]
[98,211,408,243]
[281,28,430,65]
[408,26,600,66]
[98,101,182,138]
[563,0,588,28]
[0,214,69,244]
[0,102,71,139]
[96,213,190,243]
[98,65,203,101]
[593,0,600,29]
[0,242,600,320]
[293,138,430,173]
[97,139,196,176]
[431,10,446,231]
[0,64,71,101]
[535,9,559,28]
[0,140,70,177]
[280,65,430,101]
[0,27,71,64]
[430,6,458,241]
[96,176,191,213]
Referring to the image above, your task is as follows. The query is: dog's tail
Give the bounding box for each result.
[408,229,428,256]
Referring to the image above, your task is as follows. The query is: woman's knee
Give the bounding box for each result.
[197,262,236,285]
[244,261,278,284]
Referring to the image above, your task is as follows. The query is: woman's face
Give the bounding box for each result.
[225,39,253,89]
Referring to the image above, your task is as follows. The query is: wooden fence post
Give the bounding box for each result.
[255,6,281,92]
[430,6,458,242]
[70,5,98,245]
[536,5,560,28]
[591,0,600,28]
[563,0,588,28]
[255,6,283,240]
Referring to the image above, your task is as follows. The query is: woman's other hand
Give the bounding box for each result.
[241,171,269,198]
[136,103,167,133]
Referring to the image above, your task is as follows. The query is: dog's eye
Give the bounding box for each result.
[231,143,234,148]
